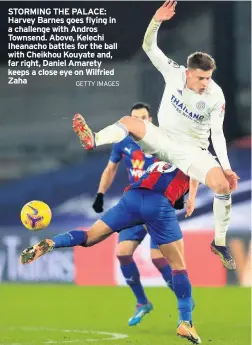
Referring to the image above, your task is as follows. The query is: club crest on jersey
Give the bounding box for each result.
[171,94,204,123]
[196,101,205,110]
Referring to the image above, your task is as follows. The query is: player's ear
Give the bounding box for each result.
[149,116,153,122]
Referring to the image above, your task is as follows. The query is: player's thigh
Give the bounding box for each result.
[146,219,183,249]
[159,239,186,270]
[149,235,163,257]
[169,144,220,184]
[135,121,171,159]
[149,235,165,260]
[100,190,142,232]
[187,149,220,185]
[142,225,163,255]
[143,192,183,246]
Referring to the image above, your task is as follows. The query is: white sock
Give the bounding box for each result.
[95,122,128,146]
[213,193,232,246]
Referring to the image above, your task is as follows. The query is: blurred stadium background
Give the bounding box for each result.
[0,1,251,344]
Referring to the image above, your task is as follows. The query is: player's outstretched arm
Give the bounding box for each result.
[93,161,120,213]
[185,178,199,218]
[142,0,177,78]
[210,100,239,192]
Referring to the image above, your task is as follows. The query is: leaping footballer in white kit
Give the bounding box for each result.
[72,0,239,270]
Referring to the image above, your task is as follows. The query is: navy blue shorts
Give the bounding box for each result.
[101,189,182,245]
[118,225,159,249]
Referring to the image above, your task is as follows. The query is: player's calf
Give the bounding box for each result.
[158,240,197,332]
[151,254,173,290]
[117,253,153,326]
[204,167,236,268]
[117,254,148,304]
[20,227,112,265]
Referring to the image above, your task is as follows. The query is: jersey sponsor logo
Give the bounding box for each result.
[129,168,146,179]
[131,159,145,169]
[131,150,145,169]
[130,150,148,181]
[171,94,205,123]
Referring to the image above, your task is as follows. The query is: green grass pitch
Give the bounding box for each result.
[0,284,250,345]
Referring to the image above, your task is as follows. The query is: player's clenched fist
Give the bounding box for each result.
[154,0,177,22]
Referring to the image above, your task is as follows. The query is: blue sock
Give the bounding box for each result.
[172,270,193,323]
[53,230,87,248]
[117,255,148,305]
[152,258,173,291]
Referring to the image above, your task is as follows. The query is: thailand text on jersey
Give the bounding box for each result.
[125,161,189,206]
[110,136,157,183]
[157,63,225,149]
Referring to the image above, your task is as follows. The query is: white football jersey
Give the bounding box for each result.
[152,52,225,149]
[142,18,230,170]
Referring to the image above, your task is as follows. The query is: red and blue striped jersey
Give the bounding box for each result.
[110,136,157,183]
[125,161,189,205]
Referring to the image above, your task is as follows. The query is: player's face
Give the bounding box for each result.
[131,108,152,122]
[186,69,213,94]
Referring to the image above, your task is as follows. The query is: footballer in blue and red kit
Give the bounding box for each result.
[109,135,160,247]
[20,162,197,343]
[101,161,189,245]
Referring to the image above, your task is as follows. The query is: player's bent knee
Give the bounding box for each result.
[214,180,230,194]
[119,116,134,130]
[119,116,146,140]
[209,178,230,194]
[206,167,230,194]
[116,240,139,257]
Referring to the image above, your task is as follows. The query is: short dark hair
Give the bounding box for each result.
[130,102,151,115]
[187,52,216,71]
